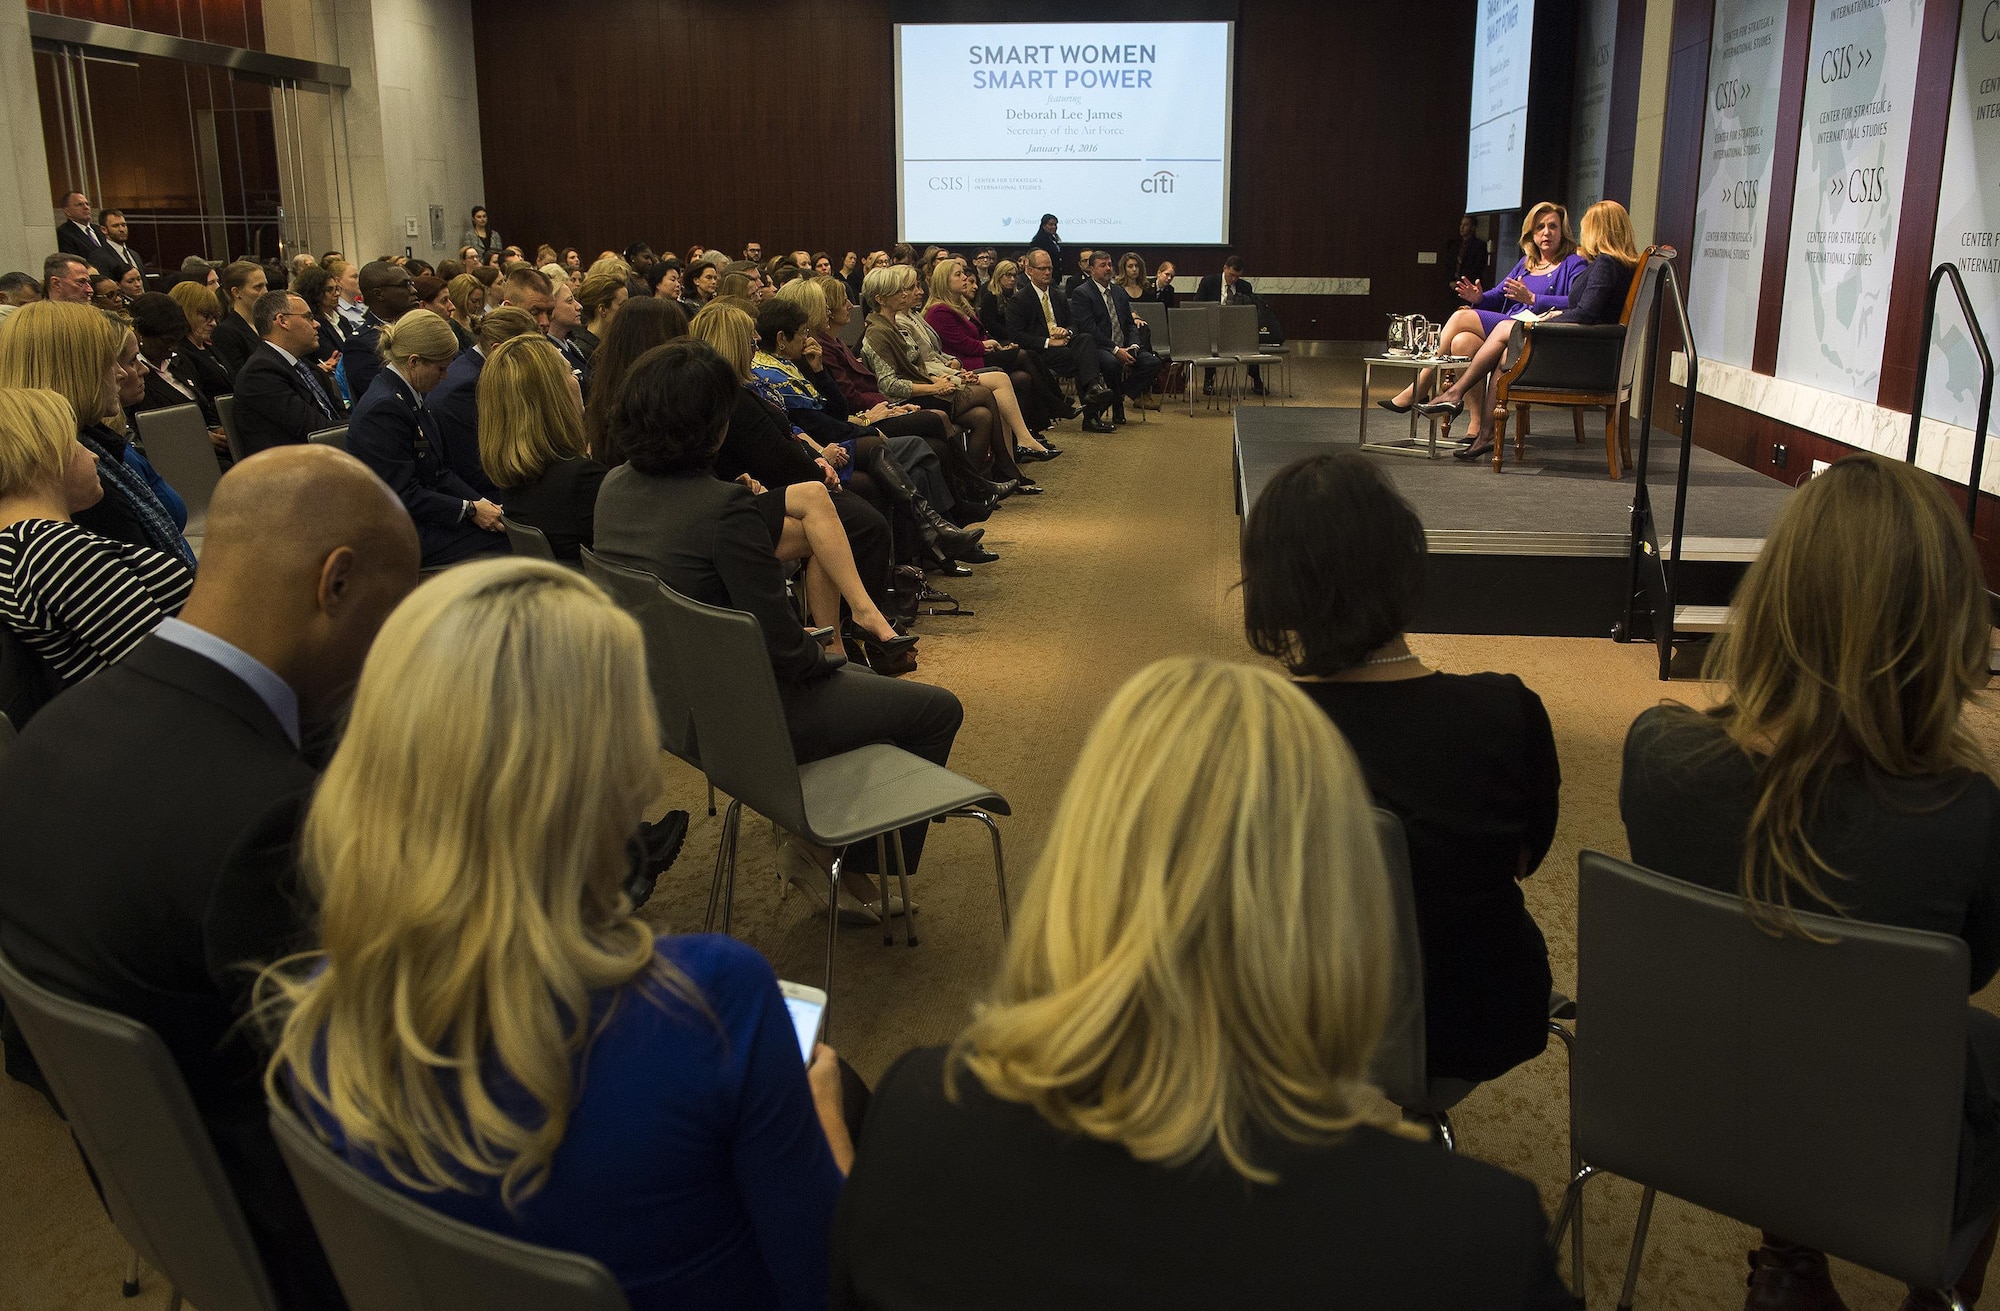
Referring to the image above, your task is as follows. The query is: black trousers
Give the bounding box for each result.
[1030,331,1104,397]
[830,488,892,608]
[780,664,963,878]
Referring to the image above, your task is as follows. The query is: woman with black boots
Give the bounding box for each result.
[751,297,999,577]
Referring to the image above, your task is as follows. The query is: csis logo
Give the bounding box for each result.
[1714,77,1753,110]
[1141,169,1175,194]
[927,176,965,191]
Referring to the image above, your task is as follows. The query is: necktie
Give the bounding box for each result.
[295,360,336,422]
[82,223,100,247]
[1040,288,1055,333]
[1101,284,1123,347]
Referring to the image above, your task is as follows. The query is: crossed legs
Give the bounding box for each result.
[771,480,899,642]
[1389,307,1489,407]
[1423,318,1519,445]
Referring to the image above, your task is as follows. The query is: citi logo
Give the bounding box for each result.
[1141,169,1175,194]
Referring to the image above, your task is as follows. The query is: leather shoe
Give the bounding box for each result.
[1015,445,1059,463]
[1744,1242,1850,1311]
[1082,382,1114,408]
[927,558,974,576]
[958,545,1000,563]
[1012,482,1044,495]
[1082,416,1115,433]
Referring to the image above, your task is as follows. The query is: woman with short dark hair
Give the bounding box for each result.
[1240,450,1558,1085]
[593,341,961,922]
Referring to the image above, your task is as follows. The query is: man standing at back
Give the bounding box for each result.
[54,191,119,276]
[341,260,418,401]
[0,446,421,1310]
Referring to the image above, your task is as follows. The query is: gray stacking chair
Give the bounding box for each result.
[0,709,13,753]
[1367,810,1582,1275]
[1552,851,1994,1310]
[133,404,222,545]
[579,547,719,822]
[306,424,349,451]
[215,394,244,463]
[1217,303,1275,405]
[501,516,557,561]
[652,579,1010,1031]
[0,945,278,1311]
[268,1101,630,1311]
[1165,304,1234,414]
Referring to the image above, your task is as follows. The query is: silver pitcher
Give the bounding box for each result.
[1386,313,1429,354]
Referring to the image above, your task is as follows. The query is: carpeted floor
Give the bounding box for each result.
[5,355,1998,1309]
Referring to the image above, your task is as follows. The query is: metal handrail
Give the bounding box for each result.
[1624,248,1697,679]
[1904,263,1994,539]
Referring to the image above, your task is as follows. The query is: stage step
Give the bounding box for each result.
[1660,536,1764,562]
[1672,605,1733,634]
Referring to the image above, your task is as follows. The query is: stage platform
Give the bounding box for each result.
[1233,405,1797,637]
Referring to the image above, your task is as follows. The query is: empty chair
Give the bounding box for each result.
[501,515,557,561]
[652,578,1008,1026]
[1216,303,1271,405]
[1552,852,1997,1310]
[0,944,279,1311]
[306,424,349,451]
[268,1102,631,1311]
[133,404,223,542]
[1165,304,1233,414]
[215,393,244,463]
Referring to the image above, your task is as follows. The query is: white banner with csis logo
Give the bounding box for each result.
[1566,0,1619,212]
[1774,0,1926,402]
[1921,0,2000,438]
[1687,0,1790,370]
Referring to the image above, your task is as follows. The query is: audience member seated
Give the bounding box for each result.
[288,264,352,404]
[431,306,539,497]
[0,301,193,567]
[346,309,506,568]
[211,260,269,378]
[1621,453,2000,1311]
[126,292,226,445]
[168,279,235,401]
[42,254,93,305]
[1116,251,1178,314]
[478,333,603,562]
[262,557,850,1310]
[1004,249,1114,432]
[547,278,591,385]
[584,296,688,466]
[975,260,1021,345]
[1069,250,1164,418]
[789,277,1016,521]
[689,304,901,621]
[233,291,348,457]
[859,268,1030,490]
[751,297,992,573]
[925,258,1068,438]
[1240,451,1557,1083]
[1194,254,1267,396]
[831,657,1573,1308]
[573,269,627,361]
[0,444,419,1311]
[492,265,555,332]
[1387,201,1583,415]
[444,272,485,351]
[882,264,1055,459]
[0,387,191,685]
[1418,200,1638,461]
[594,341,957,915]
[341,260,419,401]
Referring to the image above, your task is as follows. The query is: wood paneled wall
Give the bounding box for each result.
[468,0,1480,339]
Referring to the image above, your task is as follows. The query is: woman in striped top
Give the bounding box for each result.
[0,388,192,685]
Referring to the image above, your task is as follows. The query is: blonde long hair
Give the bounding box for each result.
[926,258,974,319]
[1518,200,1576,263]
[261,559,685,1205]
[0,301,125,427]
[478,335,584,488]
[1577,199,1641,267]
[0,387,81,497]
[1699,454,1993,930]
[952,658,1416,1181]
[688,302,755,382]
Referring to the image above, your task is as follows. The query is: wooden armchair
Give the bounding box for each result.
[1490,246,1674,478]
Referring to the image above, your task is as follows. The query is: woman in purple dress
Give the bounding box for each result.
[1382,201,1584,412]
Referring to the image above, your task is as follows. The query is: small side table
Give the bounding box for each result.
[1359,355,1468,459]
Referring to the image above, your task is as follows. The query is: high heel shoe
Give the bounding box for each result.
[1415,396,1464,418]
[866,448,988,561]
[1377,397,1414,414]
[1015,445,1059,463]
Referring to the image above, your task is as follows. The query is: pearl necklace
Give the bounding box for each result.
[1364,652,1423,667]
